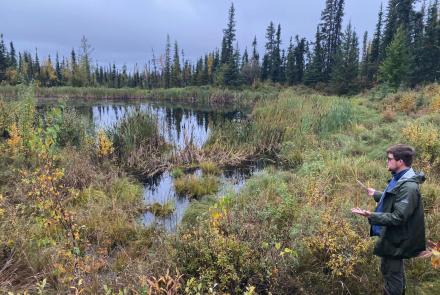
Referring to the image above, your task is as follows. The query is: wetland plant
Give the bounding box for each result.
[147,201,176,218]
[174,174,219,198]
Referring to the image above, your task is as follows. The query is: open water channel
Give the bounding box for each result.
[59,99,264,231]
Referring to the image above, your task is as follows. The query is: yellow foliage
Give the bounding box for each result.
[403,122,439,151]
[7,122,22,155]
[399,92,417,114]
[432,242,440,269]
[431,96,440,113]
[305,177,328,206]
[305,210,372,278]
[402,121,440,172]
[97,130,114,157]
[5,68,18,84]
[423,84,440,100]
[0,194,4,218]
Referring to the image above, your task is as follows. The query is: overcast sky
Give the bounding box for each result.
[1,0,384,69]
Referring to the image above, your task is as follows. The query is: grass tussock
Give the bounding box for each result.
[109,111,171,178]
[147,201,176,218]
[199,161,220,175]
[174,174,219,198]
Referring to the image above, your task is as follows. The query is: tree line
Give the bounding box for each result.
[0,0,439,94]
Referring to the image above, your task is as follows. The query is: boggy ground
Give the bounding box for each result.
[0,84,439,294]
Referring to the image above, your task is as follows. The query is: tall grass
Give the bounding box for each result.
[109,111,161,157]
[108,111,170,178]
[204,89,356,166]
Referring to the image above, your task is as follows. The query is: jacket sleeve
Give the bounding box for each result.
[368,183,418,226]
[373,190,383,202]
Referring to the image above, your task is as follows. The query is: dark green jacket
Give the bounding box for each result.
[368,168,426,259]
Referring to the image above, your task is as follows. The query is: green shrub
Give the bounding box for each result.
[181,196,217,227]
[57,107,88,147]
[177,222,265,294]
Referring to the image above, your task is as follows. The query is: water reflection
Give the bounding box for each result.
[89,102,244,149]
[142,161,264,232]
[41,98,257,231]
[142,171,190,231]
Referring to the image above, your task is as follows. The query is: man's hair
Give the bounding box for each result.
[387,144,416,166]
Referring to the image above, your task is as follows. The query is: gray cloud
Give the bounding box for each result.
[1,0,384,69]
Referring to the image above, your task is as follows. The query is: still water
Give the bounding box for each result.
[68,99,261,231]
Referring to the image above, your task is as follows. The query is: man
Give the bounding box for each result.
[352,144,426,295]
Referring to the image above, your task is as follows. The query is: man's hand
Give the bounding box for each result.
[367,188,376,196]
[351,207,371,217]
[356,180,376,196]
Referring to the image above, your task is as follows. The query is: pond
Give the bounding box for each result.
[43,98,262,231]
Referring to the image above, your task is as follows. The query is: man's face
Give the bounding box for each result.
[387,153,402,172]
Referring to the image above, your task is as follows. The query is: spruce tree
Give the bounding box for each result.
[55,52,62,85]
[9,42,17,68]
[207,53,215,83]
[194,57,204,85]
[379,25,410,89]
[367,4,383,84]
[218,3,238,86]
[421,0,440,82]
[0,34,6,81]
[164,35,171,88]
[241,48,249,67]
[320,0,345,80]
[34,49,41,82]
[171,41,181,87]
[121,64,128,87]
[359,31,369,87]
[330,22,360,94]
[261,54,270,81]
[251,36,259,64]
[71,49,79,86]
[202,55,209,85]
[262,21,275,81]
[381,0,415,59]
[286,38,296,85]
[271,24,282,82]
[407,8,425,86]
[381,0,399,58]
[220,3,236,65]
[304,26,325,85]
[293,36,306,84]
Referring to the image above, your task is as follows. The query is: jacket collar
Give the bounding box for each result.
[387,168,416,194]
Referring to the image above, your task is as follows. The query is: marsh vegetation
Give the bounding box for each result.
[0,84,439,294]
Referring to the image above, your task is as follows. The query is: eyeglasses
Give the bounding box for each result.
[387,157,401,162]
